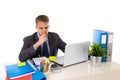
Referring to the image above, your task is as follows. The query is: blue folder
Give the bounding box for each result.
[32,69,46,80]
[5,61,36,79]
[6,60,46,80]
[93,29,108,62]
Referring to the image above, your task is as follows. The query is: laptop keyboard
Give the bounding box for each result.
[55,56,64,65]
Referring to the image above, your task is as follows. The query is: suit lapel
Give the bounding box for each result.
[48,33,54,56]
[34,32,39,43]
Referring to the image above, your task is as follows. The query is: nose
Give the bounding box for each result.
[42,29,47,34]
[43,28,47,31]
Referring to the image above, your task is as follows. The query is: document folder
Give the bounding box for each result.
[93,29,108,62]
[5,61,36,79]
[106,31,114,62]
[6,73,32,80]
[6,60,46,80]
[32,69,46,80]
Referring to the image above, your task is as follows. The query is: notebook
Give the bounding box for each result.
[55,41,90,67]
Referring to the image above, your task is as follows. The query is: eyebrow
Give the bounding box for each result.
[39,26,49,29]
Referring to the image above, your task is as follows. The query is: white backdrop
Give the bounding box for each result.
[0,0,120,65]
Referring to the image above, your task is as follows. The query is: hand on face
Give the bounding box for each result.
[34,34,47,49]
[34,21,49,48]
[40,33,47,42]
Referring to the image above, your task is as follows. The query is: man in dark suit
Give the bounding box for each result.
[19,15,66,62]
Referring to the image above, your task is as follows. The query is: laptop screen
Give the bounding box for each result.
[55,41,90,67]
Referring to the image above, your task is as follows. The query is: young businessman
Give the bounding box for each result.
[19,15,66,62]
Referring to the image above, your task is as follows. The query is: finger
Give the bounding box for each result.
[42,34,46,37]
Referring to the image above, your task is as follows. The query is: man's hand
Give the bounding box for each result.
[34,34,47,49]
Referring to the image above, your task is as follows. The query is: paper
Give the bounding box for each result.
[101,35,107,44]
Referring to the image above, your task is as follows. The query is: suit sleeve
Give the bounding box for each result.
[56,34,67,52]
[19,38,36,62]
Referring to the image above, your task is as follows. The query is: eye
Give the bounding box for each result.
[45,26,48,29]
[39,27,43,30]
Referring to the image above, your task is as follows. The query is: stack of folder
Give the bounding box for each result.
[5,60,46,80]
[93,29,114,62]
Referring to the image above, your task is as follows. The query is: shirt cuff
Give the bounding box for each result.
[33,45,37,50]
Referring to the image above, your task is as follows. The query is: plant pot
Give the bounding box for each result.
[90,56,102,67]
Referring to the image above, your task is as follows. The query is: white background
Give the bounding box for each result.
[0,0,120,79]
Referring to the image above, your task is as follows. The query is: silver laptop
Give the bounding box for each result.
[55,41,90,67]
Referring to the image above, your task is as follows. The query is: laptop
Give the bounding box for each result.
[55,41,90,67]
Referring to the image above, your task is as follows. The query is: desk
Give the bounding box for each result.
[46,61,120,80]
[1,61,120,80]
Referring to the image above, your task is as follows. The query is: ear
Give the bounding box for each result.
[36,26,38,30]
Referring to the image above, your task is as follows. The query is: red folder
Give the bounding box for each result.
[6,74,32,80]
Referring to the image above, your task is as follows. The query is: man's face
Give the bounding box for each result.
[36,21,49,36]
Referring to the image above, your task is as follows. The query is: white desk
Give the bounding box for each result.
[46,61,120,80]
[1,61,120,80]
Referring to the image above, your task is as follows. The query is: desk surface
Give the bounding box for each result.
[46,61,120,80]
[1,61,120,80]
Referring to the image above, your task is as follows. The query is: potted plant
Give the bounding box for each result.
[88,42,105,66]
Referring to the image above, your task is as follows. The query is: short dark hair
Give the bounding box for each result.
[35,15,49,24]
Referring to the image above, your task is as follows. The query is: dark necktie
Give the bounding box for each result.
[42,42,49,57]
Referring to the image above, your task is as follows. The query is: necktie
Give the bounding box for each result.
[42,42,49,57]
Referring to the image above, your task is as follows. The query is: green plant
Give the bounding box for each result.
[88,42,105,57]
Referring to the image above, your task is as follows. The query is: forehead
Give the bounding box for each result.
[37,21,49,27]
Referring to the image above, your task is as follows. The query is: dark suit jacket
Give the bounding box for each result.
[19,32,66,62]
